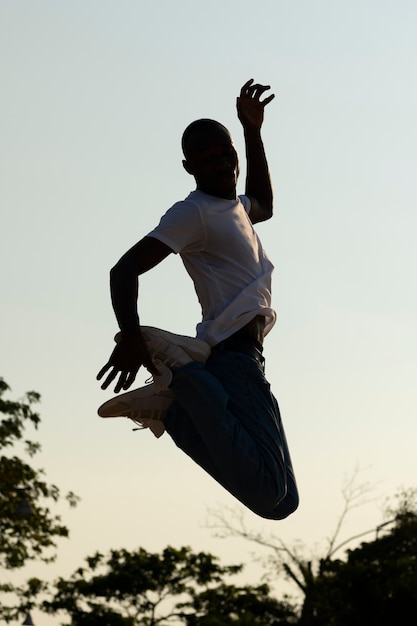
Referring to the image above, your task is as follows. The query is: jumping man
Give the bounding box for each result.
[97,79,299,520]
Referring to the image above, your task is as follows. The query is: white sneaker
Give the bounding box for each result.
[98,389,173,438]
[112,327,210,394]
[115,327,211,370]
[144,364,173,393]
[100,327,210,438]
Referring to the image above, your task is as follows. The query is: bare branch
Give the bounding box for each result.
[325,465,377,559]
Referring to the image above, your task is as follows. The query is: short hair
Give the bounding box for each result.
[182,119,230,158]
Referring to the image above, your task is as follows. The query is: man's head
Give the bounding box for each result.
[182,119,239,200]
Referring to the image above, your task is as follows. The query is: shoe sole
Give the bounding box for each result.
[98,389,174,419]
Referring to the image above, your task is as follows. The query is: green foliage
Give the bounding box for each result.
[184,582,297,625]
[44,546,297,625]
[307,510,417,625]
[209,487,417,626]
[0,377,79,622]
[4,374,417,625]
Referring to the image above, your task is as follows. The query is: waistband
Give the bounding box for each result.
[237,314,265,345]
[212,333,265,367]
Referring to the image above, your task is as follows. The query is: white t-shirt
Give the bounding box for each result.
[148,189,277,346]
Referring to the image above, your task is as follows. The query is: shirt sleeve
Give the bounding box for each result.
[147,199,205,254]
[238,195,251,215]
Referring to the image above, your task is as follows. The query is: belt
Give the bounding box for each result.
[212,336,265,367]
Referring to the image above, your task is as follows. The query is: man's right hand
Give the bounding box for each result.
[236,78,275,131]
[96,331,159,393]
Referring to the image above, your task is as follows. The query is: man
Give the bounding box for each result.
[97,79,299,520]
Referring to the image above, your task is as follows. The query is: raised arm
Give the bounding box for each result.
[97,236,173,392]
[236,79,275,224]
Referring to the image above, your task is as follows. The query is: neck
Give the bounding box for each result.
[197,184,236,200]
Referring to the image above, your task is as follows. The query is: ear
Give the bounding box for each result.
[182,159,194,175]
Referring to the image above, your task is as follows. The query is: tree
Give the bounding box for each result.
[207,481,417,625]
[185,581,297,625]
[207,470,375,623]
[310,491,417,625]
[44,545,298,625]
[0,377,79,622]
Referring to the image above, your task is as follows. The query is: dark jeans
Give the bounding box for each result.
[165,348,299,520]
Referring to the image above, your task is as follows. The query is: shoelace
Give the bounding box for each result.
[127,407,159,432]
[124,409,147,432]
[130,413,159,432]
[144,364,173,392]
[131,421,147,432]
[131,417,165,437]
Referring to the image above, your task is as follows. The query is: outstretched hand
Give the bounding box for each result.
[96,331,159,393]
[237,79,275,130]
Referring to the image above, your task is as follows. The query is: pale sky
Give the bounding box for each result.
[1,1,416,624]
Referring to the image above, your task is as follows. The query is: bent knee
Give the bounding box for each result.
[254,489,300,521]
